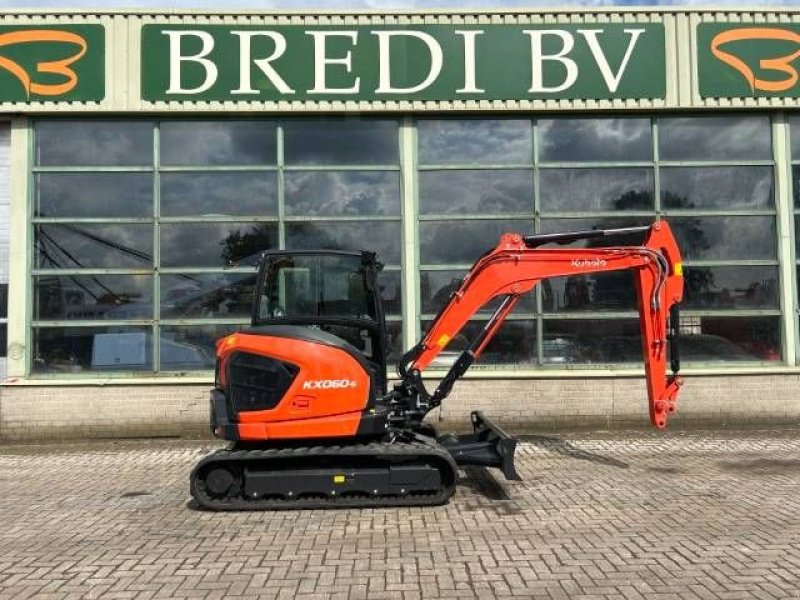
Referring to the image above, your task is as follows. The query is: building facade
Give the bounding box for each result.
[1,8,799,440]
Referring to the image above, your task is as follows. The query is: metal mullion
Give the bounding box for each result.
[157,267,258,275]
[773,113,796,365]
[536,162,653,169]
[680,259,779,267]
[159,215,280,224]
[658,160,775,167]
[32,320,154,328]
[417,164,531,171]
[33,217,152,225]
[31,166,154,173]
[417,214,532,221]
[420,313,536,321]
[401,117,419,351]
[153,121,161,372]
[282,164,399,172]
[158,318,250,326]
[283,215,400,222]
[541,312,639,320]
[542,309,782,319]
[653,117,661,217]
[661,209,777,217]
[277,124,286,249]
[158,165,279,173]
[537,211,655,219]
[32,268,154,276]
[533,119,543,364]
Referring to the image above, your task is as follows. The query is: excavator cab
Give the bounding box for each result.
[253,250,389,396]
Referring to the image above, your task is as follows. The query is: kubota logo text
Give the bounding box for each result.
[572,259,607,268]
[302,379,358,390]
[711,27,800,93]
[0,29,88,97]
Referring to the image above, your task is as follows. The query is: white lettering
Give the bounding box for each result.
[571,259,608,268]
[455,30,485,94]
[372,30,443,94]
[302,379,358,390]
[306,30,360,94]
[579,28,644,93]
[524,30,578,93]
[231,31,295,95]
[164,30,218,95]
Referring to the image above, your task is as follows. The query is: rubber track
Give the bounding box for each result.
[190,440,459,511]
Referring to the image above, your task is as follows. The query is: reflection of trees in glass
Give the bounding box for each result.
[220,224,278,265]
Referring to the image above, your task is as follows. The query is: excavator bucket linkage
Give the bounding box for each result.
[438,411,521,481]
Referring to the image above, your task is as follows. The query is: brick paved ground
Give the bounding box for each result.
[1,431,799,599]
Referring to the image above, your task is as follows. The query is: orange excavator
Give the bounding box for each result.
[191,221,684,510]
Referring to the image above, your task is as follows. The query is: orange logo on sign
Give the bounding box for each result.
[711,27,800,93]
[0,29,87,97]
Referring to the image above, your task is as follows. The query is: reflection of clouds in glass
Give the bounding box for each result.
[286,221,401,264]
[420,219,533,264]
[285,171,400,216]
[539,168,653,212]
[659,116,771,161]
[36,224,153,268]
[36,121,152,167]
[543,319,642,364]
[36,173,153,218]
[160,325,238,370]
[161,223,278,267]
[539,118,651,162]
[418,120,531,165]
[377,271,402,316]
[160,121,276,166]
[284,119,398,165]
[34,275,153,320]
[672,216,775,261]
[543,272,637,312]
[419,170,533,215]
[161,172,277,216]
[422,318,536,365]
[660,167,772,210]
[790,117,800,156]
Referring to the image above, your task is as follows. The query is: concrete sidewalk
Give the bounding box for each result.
[0,430,799,599]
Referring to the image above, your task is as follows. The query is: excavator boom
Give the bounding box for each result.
[397,222,684,429]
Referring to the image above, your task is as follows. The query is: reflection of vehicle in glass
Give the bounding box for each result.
[191,222,684,511]
[91,332,215,371]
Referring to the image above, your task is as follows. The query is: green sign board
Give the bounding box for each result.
[0,24,104,102]
[141,23,665,102]
[698,23,800,98]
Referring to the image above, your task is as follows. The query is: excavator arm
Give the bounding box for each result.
[394,222,684,430]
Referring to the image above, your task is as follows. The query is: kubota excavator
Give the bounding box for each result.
[190,221,684,510]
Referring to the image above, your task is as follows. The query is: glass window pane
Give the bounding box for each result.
[35,275,153,320]
[36,224,153,269]
[36,121,152,166]
[161,172,277,217]
[678,316,780,362]
[420,219,533,265]
[284,119,398,165]
[538,118,651,162]
[378,270,402,317]
[160,325,237,371]
[0,324,6,358]
[543,272,637,313]
[793,165,800,209]
[420,269,534,315]
[419,170,533,215]
[791,117,800,159]
[539,217,654,247]
[539,168,653,212]
[661,166,773,210]
[285,221,401,264]
[671,216,775,261]
[385,321,404,364]
[683,266,779,310]
[285,171,400,216]
[422,319,536,367]
[418,119,531,165]
[543,319,642,364]
[0,283,6,319]
[161,272,257,319]
[160,121,276,166]
[160,223,278,268]
[658,116,771,161]
[35,173,153,218]
[32,326,153,373]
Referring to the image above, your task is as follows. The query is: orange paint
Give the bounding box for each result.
[711,28,800,93]
[0,30,87,97]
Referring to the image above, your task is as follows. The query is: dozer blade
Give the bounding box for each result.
[438,411,521,480]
